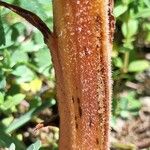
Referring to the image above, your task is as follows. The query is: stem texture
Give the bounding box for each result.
[50,0,114,149]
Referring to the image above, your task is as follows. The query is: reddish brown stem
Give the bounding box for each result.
[51,1,114,149]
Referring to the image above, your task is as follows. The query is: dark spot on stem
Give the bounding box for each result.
[95,15,101,23]
[89,117,92,127]
[99,113,103,121]
[72,96,74,103]
[96,44,100,49]
[75,115,77,121]
[76,122,78,129]
[97,69,100,73]
[96,138,99,145]
[97,36,101,41]
[79,106,82,117]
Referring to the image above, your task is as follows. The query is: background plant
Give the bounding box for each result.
[112,0,150,117]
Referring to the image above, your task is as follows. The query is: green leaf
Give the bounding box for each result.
[0,25,15,49]
[0,71,6,90]
[0,92,4,105]
[120,110,129,118]
[135,8,150,18]
[9,143,15,150]
[0,10,6,46]
[6,108,36,133]
[6,99,56,133]
[0,77,6,90]
[143,0,150,8]
[33,31,44,45]
[145,32,150,43]
[111,116,117,129]
[12,65,35,83]
[37,0,51,3]
[143,22,150,31]
[2,116,14,126]
[11,26,19,42]
[113,57,123,68]
[127,93,141,111]
[128,60,150,72]
[0,1,51,39]
[19,0,48,20]
[10,50,28,67]
[127,99,141,111]
[122,0,133,5]
[122,19,138,38]
[0,130,25,150]
[19,40,42,52]
[34,48,51,76]
[119,97,128,110]
[27,140,41,150]
[114,5,128,17]
[0,94,25,111]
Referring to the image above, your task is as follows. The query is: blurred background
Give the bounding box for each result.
[0,0,150,149]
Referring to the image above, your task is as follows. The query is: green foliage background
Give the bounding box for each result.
[0,0,150,149]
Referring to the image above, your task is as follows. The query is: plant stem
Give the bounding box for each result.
[50,1,114,149]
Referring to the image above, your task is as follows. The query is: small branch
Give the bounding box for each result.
[0,1,53,42]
